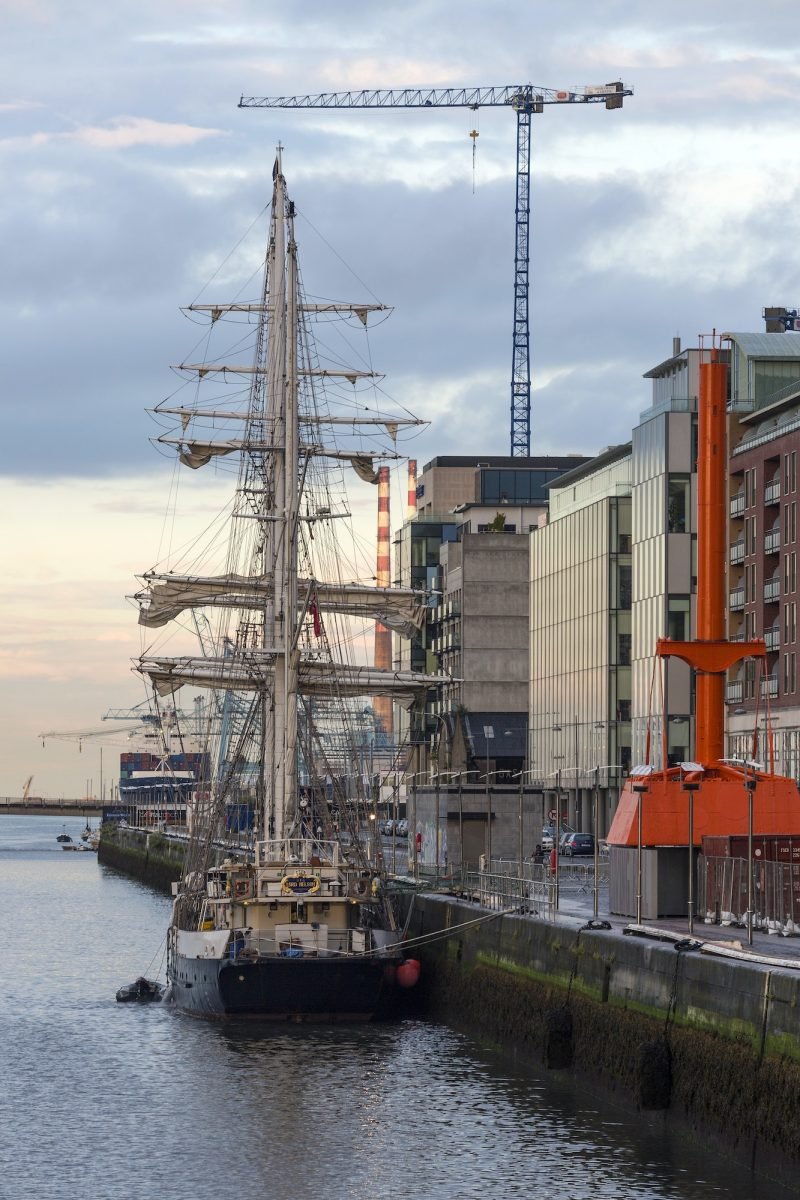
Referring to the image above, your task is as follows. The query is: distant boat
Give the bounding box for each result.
[56,825,72,844]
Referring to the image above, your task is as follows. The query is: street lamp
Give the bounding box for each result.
[552,716,580,829]
[744,760,759,947]
[630,766,653,924]
[512,768,539,870]
[592,766,600,919]
[483,724,495,868]
[680,761,704,935]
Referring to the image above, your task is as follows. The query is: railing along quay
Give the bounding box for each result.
[412,855,609,921]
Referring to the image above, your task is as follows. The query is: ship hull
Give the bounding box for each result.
[168,950,400,1022]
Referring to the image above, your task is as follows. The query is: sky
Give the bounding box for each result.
[4,0,800,798]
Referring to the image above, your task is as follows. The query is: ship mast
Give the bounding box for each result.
[268,150,289,840]
[283,181,300,832]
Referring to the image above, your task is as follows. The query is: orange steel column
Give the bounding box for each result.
[695,352,727,763]
[373,466,393,734]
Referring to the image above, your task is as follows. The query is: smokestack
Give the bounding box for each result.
[407,459,417,519]
[373,466,393,735]
[672,336,681,357]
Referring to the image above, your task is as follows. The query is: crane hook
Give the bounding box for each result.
[469,127,479,193]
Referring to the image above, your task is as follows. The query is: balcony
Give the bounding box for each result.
[761,674,778,699]
[765,478,781,505]
[729,539,745,565]
[730,492,745,518]
[765,628,780,652]
[765,528,781,554]
[729,587,745,611]
[764,578,781,604]
[726,679,744,704]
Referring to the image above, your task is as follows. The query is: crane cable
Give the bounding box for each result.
[469,105,479,193]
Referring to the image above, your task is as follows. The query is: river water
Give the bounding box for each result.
[2,814,795,1200]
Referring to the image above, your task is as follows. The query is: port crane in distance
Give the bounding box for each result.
[238,82,633,457]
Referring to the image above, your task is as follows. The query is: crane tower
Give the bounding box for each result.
[239,82,632,456]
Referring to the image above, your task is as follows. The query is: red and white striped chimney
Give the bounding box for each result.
[407,459,417,519]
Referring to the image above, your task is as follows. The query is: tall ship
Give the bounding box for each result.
[134,150,440,1020]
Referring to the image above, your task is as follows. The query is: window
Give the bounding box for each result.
[745,659,756,700]
[786,552,797,594]
[745,514,757,555]
[668,476,690,533]
[745,466,757,508]
[618,565,632,610]
[618,633,632,665]
[784,653,796,695]
[745,562,757,602]
[667,595,690,640]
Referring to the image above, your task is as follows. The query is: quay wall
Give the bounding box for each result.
[99,824,189,893]
[406,894,800,1183]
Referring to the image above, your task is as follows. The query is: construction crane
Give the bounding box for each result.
[239,82,632,456]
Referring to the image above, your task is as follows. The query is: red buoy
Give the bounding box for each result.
[396,958,421,989]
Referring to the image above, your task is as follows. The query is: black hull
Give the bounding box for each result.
[168,952,400,1022]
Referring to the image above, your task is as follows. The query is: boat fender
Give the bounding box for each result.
[396,958,421,989]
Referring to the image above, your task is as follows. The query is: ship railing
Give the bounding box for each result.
[255,836,341,866]
[230,926,382,959]
[699,854,800,935]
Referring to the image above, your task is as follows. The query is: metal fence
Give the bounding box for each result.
[700,854,800,935]
[412,856,609,921]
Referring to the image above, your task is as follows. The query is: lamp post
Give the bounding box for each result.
[592,766,600,919]
[484,724,494,869]
[552,716,580,829]
[411,771,419,881]
[745,764,757,946]
[513,768,538,871]
[679,761,704,935]
[632,782,649,924]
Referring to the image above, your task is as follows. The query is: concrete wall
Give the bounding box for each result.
[405,894,800,1183]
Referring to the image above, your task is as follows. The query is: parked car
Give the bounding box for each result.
[396,819,408,837]
[381,820,395,836]
[541,824,575,852]
[562,832,595,857]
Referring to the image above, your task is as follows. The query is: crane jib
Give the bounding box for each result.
[238,83,632,457]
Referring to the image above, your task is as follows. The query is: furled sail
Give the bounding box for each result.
[137,573,426,638]
[137,653,442,704]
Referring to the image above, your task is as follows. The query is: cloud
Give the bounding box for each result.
[23,115,227,150]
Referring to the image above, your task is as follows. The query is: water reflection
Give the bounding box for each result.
[0,816,794,1200]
